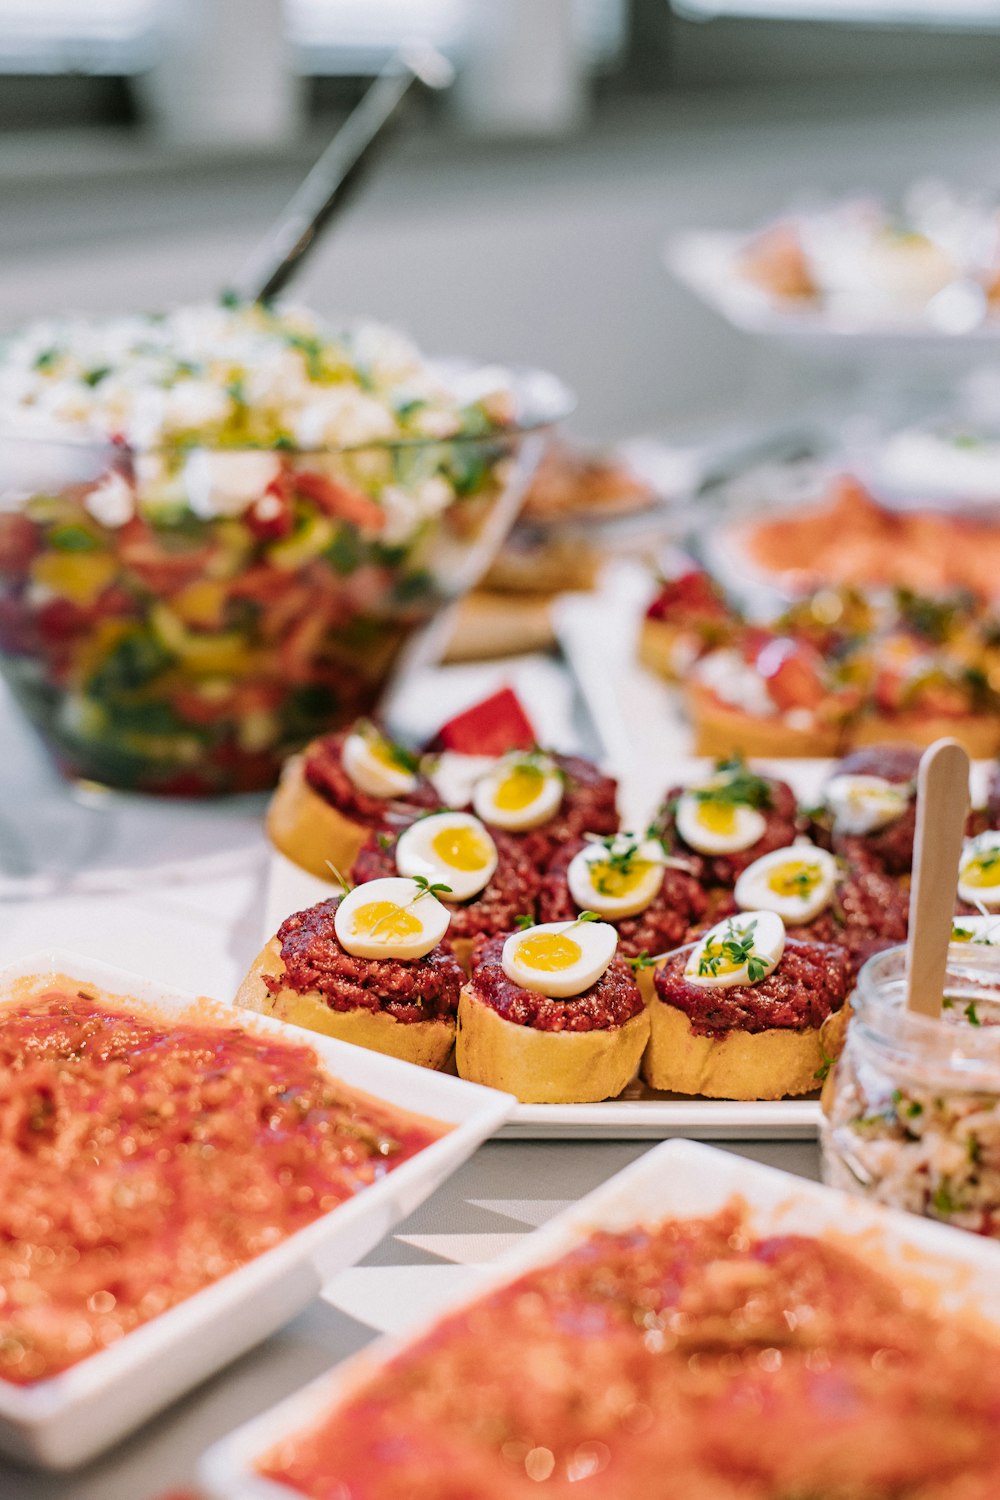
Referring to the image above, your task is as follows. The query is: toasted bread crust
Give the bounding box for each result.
[637,618,684,682]
[455,986,649,1104]
[265,755,370,880]
[687,681,844,760]
[641,993,823,1100]
[235,937,456,1070]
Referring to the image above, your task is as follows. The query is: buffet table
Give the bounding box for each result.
[0,663,821,1499]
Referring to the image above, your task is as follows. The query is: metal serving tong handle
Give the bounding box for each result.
[236,41,454,305]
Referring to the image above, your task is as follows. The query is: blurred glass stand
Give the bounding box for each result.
[0,681,268,902]
[451,0,588,135]
[134,0,303,148]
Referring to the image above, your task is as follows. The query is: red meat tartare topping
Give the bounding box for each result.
[655,774,800,886]
[493,753,619,867]
[0,989,442,1385]
[351,828,541,942]
[468,933,643,1033]
[787,867,909,977]
[259,1201,1000,1500]
[272,898,464,1023]
[654,937,849,1035]
[538,841,708,958]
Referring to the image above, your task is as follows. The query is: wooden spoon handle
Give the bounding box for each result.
[905,738,970,1019]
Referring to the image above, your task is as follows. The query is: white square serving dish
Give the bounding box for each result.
[0,950,513,1470]
[202,1137,1000,1499]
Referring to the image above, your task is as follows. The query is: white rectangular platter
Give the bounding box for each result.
[264,852,820,1140]
[0,951,513,1470]
[201,1137,1000,1500]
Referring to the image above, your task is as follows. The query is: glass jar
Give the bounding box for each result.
[0,367,569,796]
[820,943,1000,1237]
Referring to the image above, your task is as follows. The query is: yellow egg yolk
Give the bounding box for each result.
[494,764,546,812]
[589,859,655,898]
[431,826,490,872]
[698,948,743,978]
[696,800,738,837]
[962,856,1000,890]
[766,861,821,898]
[516,933,583,972]
[369,736,409,773]
[352,900,422,941]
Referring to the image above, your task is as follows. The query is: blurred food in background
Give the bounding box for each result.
[736,183,1000,325]
[444,439,660,660]
[718,474,1000,599]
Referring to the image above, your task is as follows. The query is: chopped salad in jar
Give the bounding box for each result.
[0,301,529,793]
[821,947,1000,1237]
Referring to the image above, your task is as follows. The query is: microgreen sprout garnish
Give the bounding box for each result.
[697,919,768,983]
[324,861,353,897]
[965,1001,982,1027]
[356,718,420,776]
[627,951,655,973]
[589,837,641,895]
[973,847,1000,874]
[524,744,566,781]
[376,831,394,852]
[952,923,974,942]
[411,875,453,898]
[367,874,453,937]
[694,758,773,813]
[514,914,535,931]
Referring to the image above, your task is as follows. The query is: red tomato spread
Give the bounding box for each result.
[0,988,444,1384]
[260,1202,1000,1500]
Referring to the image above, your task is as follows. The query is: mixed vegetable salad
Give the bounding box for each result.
[0,301,522,793]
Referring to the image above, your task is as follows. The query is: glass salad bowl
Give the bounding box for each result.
[0,308,571,795]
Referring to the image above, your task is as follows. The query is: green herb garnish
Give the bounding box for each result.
[324,861,353,897]
[694,757,773,813]
[357,719,420,776]
[697,918,769,984]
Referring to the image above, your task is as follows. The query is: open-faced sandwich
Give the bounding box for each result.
[638,566,735,683]
[267,721,439,879]
[642,911,850,1100]
[685,629,858,759]
[236,877,464,1068]
[456,915,648,1104]
[640,563,1000,759]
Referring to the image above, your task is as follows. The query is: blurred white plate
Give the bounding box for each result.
[201,1136,1000,1500]
[0,951,512,1469]
[667,228,1000,355]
